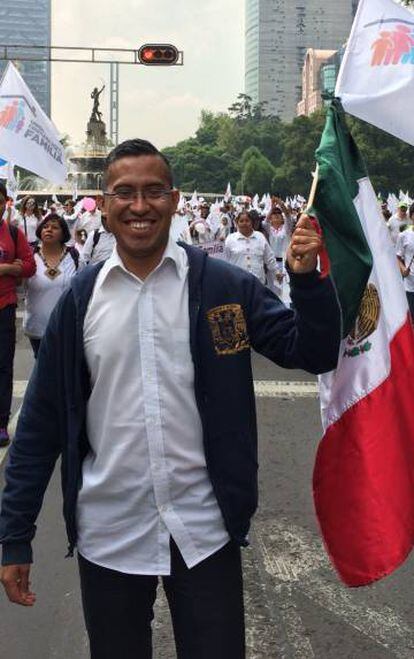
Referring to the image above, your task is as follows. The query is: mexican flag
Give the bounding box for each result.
[312,100,414,587]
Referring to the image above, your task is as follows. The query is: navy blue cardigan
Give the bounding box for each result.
[0,244,341,565]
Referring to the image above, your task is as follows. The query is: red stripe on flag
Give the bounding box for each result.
[313,316,414,587]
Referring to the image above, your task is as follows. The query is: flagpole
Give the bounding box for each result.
[306,164,319,211]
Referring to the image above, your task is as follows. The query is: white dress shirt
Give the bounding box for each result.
[77,238,229,575]
[80,226,116,266]
[387,214,411,247]
[14,213,39,243]
[224,230,278,284]
[75,210,102,236]
[396,228,414,293]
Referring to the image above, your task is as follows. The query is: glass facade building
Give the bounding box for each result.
[245,0,359,121]
[0,0,51,116]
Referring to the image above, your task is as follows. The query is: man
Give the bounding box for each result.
[387,201,410,246]
[0,140,341,658]
[80,213,116,266]
[74,200,102,243]
[396,224,414,320]
[0,182,35,447]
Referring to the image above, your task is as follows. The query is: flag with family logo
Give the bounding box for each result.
[0,62,67,183]
[336,0,414,146]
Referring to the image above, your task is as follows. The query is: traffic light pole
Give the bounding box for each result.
[109,62,119,147]
[0,44,183,145]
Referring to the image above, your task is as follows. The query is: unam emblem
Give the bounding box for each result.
[207,304,250,356]
[344,284,381,358]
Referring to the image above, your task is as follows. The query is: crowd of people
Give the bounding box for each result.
[1,181,413,450]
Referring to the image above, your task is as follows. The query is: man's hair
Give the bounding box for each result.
[102,139,173,189]
[0,182,7,200]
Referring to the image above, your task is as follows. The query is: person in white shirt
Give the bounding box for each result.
[267,208,291,303]
[388,202,411,247]
[62,199,80,243]
[224,210,278,286]
[80,215,116,266]
[74,203,102,242]
[396,225,414,319]
[23,214,79,357]
[216,215,231,242]
[13,196,41,247]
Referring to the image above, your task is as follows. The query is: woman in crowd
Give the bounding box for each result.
[224,210,278,285]
[267,207,291,303]
[14,196,42,248]
[23,214,80,358]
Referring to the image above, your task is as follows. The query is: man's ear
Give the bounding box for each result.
[171,189,180,214]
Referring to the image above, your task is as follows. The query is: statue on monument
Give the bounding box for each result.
[86,84,107,151]
[90,84,105,123]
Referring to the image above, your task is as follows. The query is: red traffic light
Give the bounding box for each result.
[138,44,179,66]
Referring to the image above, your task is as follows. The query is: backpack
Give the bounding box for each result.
[91,229,101,257]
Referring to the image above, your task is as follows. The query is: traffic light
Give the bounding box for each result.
[138,44,179,66]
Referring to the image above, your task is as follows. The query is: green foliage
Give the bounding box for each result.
[240,152,275,196]
[162,94,414,194]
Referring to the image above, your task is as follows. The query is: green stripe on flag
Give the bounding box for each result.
[311,100,373,338]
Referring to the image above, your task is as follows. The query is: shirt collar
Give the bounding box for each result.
[236,230,257,240]
[97,235,188,288]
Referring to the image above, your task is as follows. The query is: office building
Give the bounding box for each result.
[245,0,359,121]
[0,0,51,116]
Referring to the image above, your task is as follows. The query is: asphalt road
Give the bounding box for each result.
[1,325,414,658]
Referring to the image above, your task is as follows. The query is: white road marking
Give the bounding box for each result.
[12,380,317,401]
[255,519,414,658]
[13,380,29,398]
[0,405,22,468]
[0,380,28,467]
[254,381,318,398]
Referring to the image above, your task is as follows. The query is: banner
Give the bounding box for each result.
[0,62,67,183]
[197,240,225,260]
[336,0,414,145]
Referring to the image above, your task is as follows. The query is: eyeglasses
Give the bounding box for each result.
[103,187,174,203]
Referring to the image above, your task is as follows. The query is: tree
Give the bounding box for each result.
[162,92,414,195]
[240,152,275,196]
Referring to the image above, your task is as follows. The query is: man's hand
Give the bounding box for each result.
[286,214,322,274]
[1,564,36,606]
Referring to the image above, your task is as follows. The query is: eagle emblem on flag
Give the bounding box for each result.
[344,284,381,358]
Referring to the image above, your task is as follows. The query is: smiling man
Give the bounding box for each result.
[0,139,341,659]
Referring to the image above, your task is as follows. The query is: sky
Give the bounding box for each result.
[51,0,245,149]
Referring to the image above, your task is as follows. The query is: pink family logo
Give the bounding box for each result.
[371,23,414,66]
[0,99,26,134]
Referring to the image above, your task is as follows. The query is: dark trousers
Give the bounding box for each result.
[29,337,41,359]
[78,540,245,659]
[0,305,16,427]
[407,292,414,322]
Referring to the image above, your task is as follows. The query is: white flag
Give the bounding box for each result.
[6,162,17,200]
[224,181,232,201]
[0,62,67,183]
[336,0,414,145]
[190,190,198,208]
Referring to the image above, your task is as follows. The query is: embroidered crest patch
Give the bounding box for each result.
[207,304,250,355]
